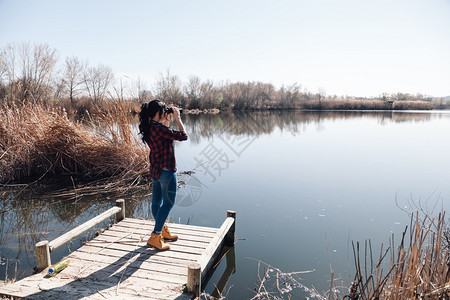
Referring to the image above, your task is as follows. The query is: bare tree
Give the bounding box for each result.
[1,43,18,101]
[184,75,202,108]
[19,42,58,103]
[82,63,114,102]
[0,54,6,100]
[0,55,5,81]
[62,56,85,105]
[154,70,184,106]
[317,87,326,106]
[199,80,217,109]
[130,76,150,102]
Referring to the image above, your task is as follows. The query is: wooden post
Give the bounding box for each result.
[116,199,125,222]
[225,210,236,246]
[36,240,51,271]
[187,262,201,296]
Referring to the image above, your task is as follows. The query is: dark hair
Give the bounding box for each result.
[138,100,166,143]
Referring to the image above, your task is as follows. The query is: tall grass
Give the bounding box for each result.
[0,99,149,188]
[301,99,434,110]
[335,212,449,299]
[241,212,449,299]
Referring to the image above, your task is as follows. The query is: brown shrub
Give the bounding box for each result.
[0,100,149,184]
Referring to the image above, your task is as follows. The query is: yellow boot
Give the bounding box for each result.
[147,232,170,251]
[162,225,178,241]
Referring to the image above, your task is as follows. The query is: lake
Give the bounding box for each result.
[1,110,449,299]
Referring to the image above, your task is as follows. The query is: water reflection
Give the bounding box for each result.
[183,110,438,143]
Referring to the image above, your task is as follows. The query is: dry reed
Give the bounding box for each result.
[301,99,434,111]
[336,212,449,299]
[0,99,149,192]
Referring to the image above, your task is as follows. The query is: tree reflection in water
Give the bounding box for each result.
[183,110,433,144]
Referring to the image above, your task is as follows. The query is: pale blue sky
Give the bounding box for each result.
[1,0,449,97]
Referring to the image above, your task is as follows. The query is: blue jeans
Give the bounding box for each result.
[151,170,177,234]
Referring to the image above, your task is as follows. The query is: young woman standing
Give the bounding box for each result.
[139,100,188,250]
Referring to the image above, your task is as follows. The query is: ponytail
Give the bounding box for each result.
[138,100,166,143]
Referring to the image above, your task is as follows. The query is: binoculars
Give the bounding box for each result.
[165,107,183,114]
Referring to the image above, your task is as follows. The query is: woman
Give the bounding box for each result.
[139,100,188,250]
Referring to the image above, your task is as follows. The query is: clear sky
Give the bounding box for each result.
[1,0,449,97]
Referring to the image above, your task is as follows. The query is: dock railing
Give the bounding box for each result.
[35,199,125,271]
[186,210,236,296]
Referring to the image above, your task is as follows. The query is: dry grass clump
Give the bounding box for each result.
[301,99,434,111]
[0,99,149,187]
[336,212,449,299]
[391,100,434,110]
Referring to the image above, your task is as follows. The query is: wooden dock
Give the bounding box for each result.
[0,201,236,299]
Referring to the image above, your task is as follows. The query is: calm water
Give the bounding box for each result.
[1,110,449,298]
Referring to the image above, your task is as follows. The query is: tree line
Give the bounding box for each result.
[0,42,434,111]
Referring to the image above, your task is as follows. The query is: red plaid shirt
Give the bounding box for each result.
[145,120,188,179]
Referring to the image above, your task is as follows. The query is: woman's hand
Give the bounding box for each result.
[172,107,182,121]
[170,107,186,133]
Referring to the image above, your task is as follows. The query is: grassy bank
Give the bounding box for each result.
[300,99,433,110]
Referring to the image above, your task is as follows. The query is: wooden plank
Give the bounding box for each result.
[90,235,205,255]
[112,221,218,239]
[197,217,235,279]
[104,226,214,244]
[74,245,197,268]
[109,223,217,241]
[98,230,211,250]
[120,218,219,233]
[67,251,188,276]
[49,206,121,251]
[55,257,187,285]
[0,283,41,298]
[0,273,191,300]
[79,242,201,262]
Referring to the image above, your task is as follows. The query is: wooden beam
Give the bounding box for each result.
[35,240,51,271]
[225,210,236,246]
[48,206,121,252]
[196,216,235,280]
[115,199,125,222]
[187,262,201,296]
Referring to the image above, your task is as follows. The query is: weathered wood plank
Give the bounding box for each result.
[0,273,192,300]
[112,221,218,239]
[109,223,216,242]
[197,217,235,279]
[81,241,201,262]
[55,256,187,285]
[119,218,219,233]
[98,230,212,250]
[74,245,197,268]
[49,206,121,252]
[90,235,205,255]
[67,251,188,276]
